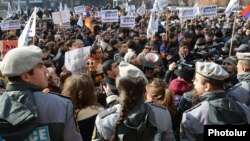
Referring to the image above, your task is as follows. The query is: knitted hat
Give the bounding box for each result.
[124,51,136,63]
[169,79,189,96]
[223,56,238,71]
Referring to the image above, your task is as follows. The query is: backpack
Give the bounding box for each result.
[113,104,160,141]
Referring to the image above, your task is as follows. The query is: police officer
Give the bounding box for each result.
[180,62,250,141]
[0,46,82,141]
[228,52,250,106]
[93,61,175,141]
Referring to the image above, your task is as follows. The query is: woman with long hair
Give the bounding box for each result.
[93,62,175,141]
[62,74,104,141]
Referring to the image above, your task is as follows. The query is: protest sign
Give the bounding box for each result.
[179,8,195,20]
[101,10,118,22]
[65,46,91,74]
[74,5,85,15]
[52,11,70,24]
[120,16,135,28]
[0,40,18,59]
[200,5,217,17]
[0,20,21,31]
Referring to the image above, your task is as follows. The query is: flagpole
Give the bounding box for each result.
[229,3,238,56]
[165,1,169,41]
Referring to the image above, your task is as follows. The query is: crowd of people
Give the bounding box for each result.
[0,3,250,141]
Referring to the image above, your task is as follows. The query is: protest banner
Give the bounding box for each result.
[0,40,18,59]
[74,5,85,15]
[179,8,195,20]
[101,10,118,22]
[65,46,91,74]
[200,5,217,17]
[120,16,135,28]
[0,20,21,31]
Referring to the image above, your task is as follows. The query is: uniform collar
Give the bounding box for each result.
[199,90,226,102]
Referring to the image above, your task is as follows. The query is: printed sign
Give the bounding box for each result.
[120,16,135,28]
[0,20,21,30]
[101,10,118,22]
[200,5,217,17]
[179,9,195,20]
[60,22,71,29]
[65,46,91,74]
[74,5,85,15]
[0,40,18,59]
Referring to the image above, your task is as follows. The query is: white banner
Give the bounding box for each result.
[74,5,85,15]
[179,9,195,20]
[101,10,118,23]
[65,46,91,74]
[200,5,217,17]
[120,16,135,28]
[0,20,20,30]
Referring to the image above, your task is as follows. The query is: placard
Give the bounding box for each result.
[0,20,21,30]
[120,16,135,28]
[65,46,91,74]
[200,5,217,17]
[0,40,18,59]
[101,10,118,23]
[74,5,85,15]
[179,9,195,20]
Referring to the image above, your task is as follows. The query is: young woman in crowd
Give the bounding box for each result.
[62,74,104,141]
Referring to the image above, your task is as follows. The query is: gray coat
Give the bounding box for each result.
[228,72,250,106]
[0,81,82,141]
[93,103,175,141]
[180,90,250,141]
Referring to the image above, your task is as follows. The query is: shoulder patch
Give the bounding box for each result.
[148,103,167,110]
[184,102,202,113]
[99,107,117,119]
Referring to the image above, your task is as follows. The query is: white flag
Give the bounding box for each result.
[147,12,158,38]
[224,0,239,17]
[153,0,168,11]
[59,2,63,11]
[64,3,69,12]
[18,8,36,48]
[7,2,13,18]
[137,3,146,16]
[193,3,200,17]
[29,7,37,37]
[77,16,83,27]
